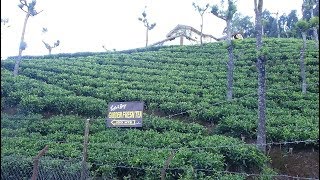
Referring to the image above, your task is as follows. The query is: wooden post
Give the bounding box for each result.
[80,119,90,180]
[31,145,49,180]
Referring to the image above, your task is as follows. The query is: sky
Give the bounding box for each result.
[1,0,303,59]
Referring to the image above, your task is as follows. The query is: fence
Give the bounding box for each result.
[1,139,319,180]
[1,155,319,180]
[1,155,85,180]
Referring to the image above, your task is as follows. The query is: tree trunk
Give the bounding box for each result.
[226,20,234,101]
[310,9,319,48]
[312,27,319,48]
[276,13,280,38]
[200,15,203,45]
[256,53,267,153]
[254,0,267,153]
[180,36,183,45]
[300,32,307,94]
[13,13,30,76]
[48,48,52,55]
[145,28,149,47]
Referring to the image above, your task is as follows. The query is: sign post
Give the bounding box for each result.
[106,101,144,128]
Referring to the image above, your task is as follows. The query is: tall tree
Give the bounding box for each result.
[296,20,310,94]
[315,0,319,16]
[261,10,278,37]
[138,9,156,47]
[302,0,319,47]
[13,0,42,76]
[232,13,255,38]
[278,11,299,38]
[192,2,209,45]
[41,28,60,55]
[286,10,300,38]
[254,0,267,153]
[309,16,319,44]
[287,10,299,29]
[211,0,237,101]
[278,13,289,37]
[302,0,317,20]
[271,12,280,38]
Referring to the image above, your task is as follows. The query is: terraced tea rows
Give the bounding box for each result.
[1,38,318,179]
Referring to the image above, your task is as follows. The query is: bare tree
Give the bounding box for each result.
[1,18,10,59]
[1,18,9,25]
[192,2,209,45]
[138,9,156,47]
[1,18,10,39]
[13,0,42,76]
[102,45,116,52]
[41,28,60,55]
[42,40,59,55]
[211,0,237,101]
[296,20,310,94]
[254,0,267,153]
[102,45,109,51]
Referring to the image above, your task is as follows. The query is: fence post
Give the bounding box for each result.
[81,119,90,180]
[31,145,49,180]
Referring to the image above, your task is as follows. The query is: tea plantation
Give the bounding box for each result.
[1,38,319,179]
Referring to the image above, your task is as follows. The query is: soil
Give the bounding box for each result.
[269,146,319,179]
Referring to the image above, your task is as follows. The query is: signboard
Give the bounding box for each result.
[106,101,144,127]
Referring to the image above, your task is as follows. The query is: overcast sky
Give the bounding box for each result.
[1,0,303,59]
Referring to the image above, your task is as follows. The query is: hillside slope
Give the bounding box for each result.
[2,38,318,142]
[1,38,319,179]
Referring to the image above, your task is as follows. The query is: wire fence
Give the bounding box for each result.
[1,135,319,179]
[1,139,319,179]
[1,154,319,180]
[1,155,85,180]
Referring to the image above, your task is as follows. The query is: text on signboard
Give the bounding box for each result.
[108,111,143,119]
[110,104,127,111]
